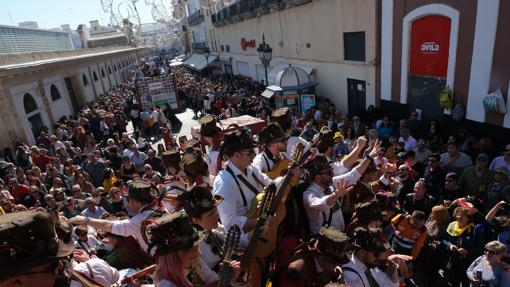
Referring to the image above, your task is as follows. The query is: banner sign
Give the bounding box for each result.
[136,74,178,109]
[410,15,451,78]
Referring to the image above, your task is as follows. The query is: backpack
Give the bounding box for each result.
[483,88,507,114]
[439,86,454,109]
[451,102,465,122]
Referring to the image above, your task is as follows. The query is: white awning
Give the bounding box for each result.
[261,89,275,98]
[183,53,204,69]
[268,63,315,85]
[261,85,283,98]
[184,53,218,71]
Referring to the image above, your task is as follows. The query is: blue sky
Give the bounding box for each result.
[0,0,156,29]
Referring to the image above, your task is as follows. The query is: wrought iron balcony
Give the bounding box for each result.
[192,41,208,51]
[188,9,205,26]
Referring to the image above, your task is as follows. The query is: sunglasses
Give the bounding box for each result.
[428,159,438,163]
[445,178,455,182]
[484,249,497,255]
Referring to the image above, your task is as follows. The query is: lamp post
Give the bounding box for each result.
[257,34,273,86]
[203,46,210,75]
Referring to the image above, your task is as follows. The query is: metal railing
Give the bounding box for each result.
[187,9,205,26]
[212,0,292,27]
[192,41,208,51]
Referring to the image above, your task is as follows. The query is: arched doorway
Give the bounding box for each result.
[407,15,451,122]
[23,93,44,139]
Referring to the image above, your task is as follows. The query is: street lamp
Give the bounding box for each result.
[203,46,210,75]
[257,34,273,86]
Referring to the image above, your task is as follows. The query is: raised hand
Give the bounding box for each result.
[356,136,368,148]
[334,179,353,198]
[369,138,381,158]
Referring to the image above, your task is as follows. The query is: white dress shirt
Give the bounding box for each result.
[303,182,345,233]
[111,206,153,253]
[252,151,276,174]
[213,161,273,233]
[343,254,399,287]
[205,151,223,176]
[332,160,350,176]
[70,258,120,287]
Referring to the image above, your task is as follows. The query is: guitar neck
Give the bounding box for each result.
[217,263,233,287]
[268,164,296,213]
[240,219,265,269]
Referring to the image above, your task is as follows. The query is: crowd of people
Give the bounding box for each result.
[1,58,510,287]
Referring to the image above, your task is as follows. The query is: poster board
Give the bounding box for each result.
[300,94,316,112]
[136,74,178,109]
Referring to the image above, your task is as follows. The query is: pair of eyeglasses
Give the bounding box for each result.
[484,249,497,255]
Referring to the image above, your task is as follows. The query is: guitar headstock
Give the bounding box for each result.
[259,184,276,218]
[292,142,304,162]
[221,224,241,261]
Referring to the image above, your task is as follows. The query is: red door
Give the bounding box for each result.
[408,15,452,124]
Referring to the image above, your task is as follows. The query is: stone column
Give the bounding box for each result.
[37,79,56,132]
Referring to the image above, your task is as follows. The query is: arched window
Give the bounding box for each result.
[23,93,38,114]
[93,71,98,81]
[50,85,61,101]
[108,66,112,74]
[101,68,106,77]
[82,74,89,86]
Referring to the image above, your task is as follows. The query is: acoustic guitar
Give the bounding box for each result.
[244,143,312,262]
[266,158,292,180]
[111,264,156,287]
[217,225,241,287]
[239,184,277,286]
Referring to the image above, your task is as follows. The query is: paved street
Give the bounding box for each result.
[126,108,198,149]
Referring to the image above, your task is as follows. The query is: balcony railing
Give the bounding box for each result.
[192,41,208,51]
[188,9,205,26]
[211,0,302,27]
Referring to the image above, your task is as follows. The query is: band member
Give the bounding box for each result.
[180,146,213,189]
[178,185,248,270]
[303,154,371,233]
[161,149,183,176]
[213,126,276,234]
[274,227,350,286]
[69,181,154,253]
[162,147,211,212]
[144,210,240,286]
[343,226,408,287]
[253,122,289,174]
[199,114,224,176]
[0,211,75,287]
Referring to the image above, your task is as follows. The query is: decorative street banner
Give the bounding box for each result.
[136,74,178,109]
[410,15,451,78]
